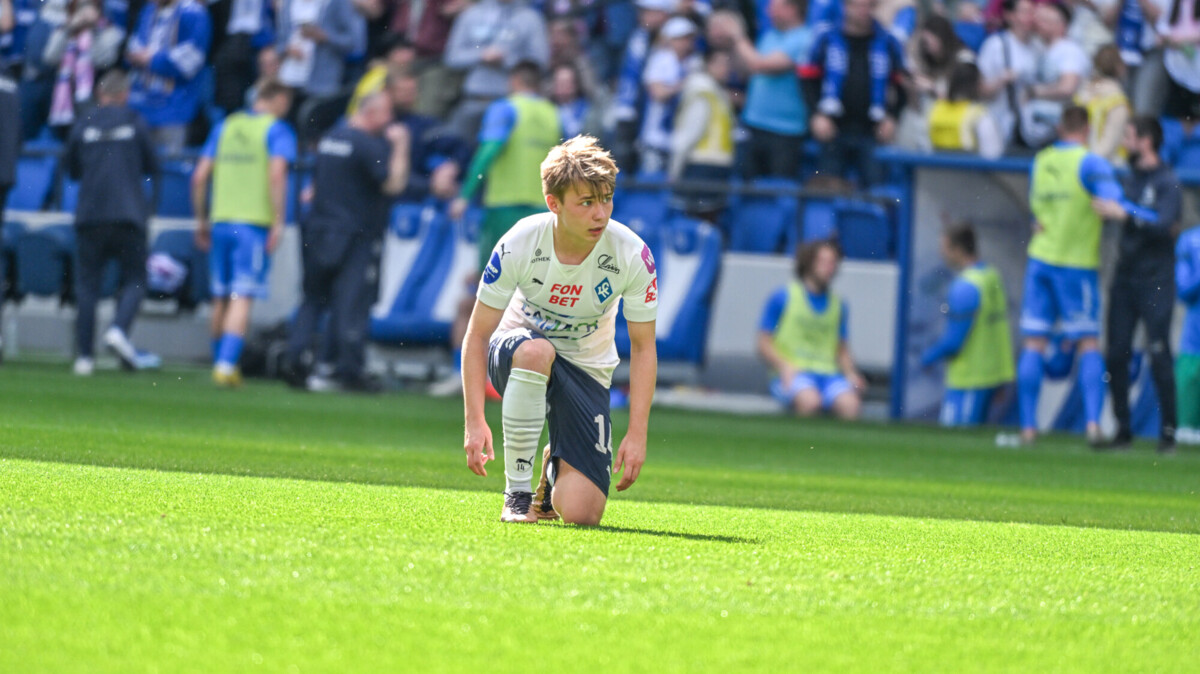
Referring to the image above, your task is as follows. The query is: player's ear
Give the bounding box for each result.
[545,193,560,215]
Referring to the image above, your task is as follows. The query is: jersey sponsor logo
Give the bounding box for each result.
[641,245,656,274]
[483,251,502,284]
[597,254,620,274]
[644,277,657,303]
[549,283,583,308]
[595,277,613,303]
[531,247,549,263]
[521,302,601,338]
[499,243,511,259]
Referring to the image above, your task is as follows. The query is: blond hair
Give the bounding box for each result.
[540,135,619,201]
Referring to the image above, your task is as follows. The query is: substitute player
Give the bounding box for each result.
[461,136,658,526]
[920,225,1014,427]
[1018,106,1153,444]
[191,80,296,387]
[757,239,866,420]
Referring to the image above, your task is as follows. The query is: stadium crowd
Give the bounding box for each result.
[1,0,1200,451]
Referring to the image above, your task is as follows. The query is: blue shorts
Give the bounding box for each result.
[1020,259,1099,339]
[771,371,853,410]
[210,222,271,299]
[488,328,612,496]
[939,387,999,427]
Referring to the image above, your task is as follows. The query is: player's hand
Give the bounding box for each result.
[812,114,837,142]
[613,435,646,491]
[849,371,868,392]
[464,419,494,476]
[1091,197,1127,221]
[876,116,897,144]
[386,123,410,148]
[266,223,284,254]
[430,162,460,200]
[194,222,211,251]
[448,197,468,221]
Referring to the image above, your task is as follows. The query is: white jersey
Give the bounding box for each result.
[477,213,659,387]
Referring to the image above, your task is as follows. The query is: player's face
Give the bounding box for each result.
[549,183,614,246]
[811,246,840,287]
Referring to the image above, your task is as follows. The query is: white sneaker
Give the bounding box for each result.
[73,357,94,376]
[104,326,162,371]
[104,327,139,370]
[306,374,342,393]
[428,373,464,397]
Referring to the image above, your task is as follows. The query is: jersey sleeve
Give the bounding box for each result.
[759,287,788,333]
[478,99,517,144]
[622,242,659,323]
[476,233,523,311]
[267,121,298,161]
[200,122,223,158]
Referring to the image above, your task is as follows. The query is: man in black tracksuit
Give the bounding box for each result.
[284,92,409,392]
[1093,116,1182,452]
[0,70,20,361]
[63,70,161,374]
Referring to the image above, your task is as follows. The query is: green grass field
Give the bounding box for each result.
[1,361,1198,673]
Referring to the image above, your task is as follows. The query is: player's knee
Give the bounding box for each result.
[1023,336,1048,352]
[793,393,821,417]
[513,339,556,374]
[1077,337,1100,353]
[833,393,861,420]
[560,508,603,526]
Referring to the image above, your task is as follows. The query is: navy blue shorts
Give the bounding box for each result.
[488,328,612,495]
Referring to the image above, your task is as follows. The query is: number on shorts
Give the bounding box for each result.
[593,414,612,455]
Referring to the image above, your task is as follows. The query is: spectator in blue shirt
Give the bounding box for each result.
[710,0,812,179]
[125,0,211,154]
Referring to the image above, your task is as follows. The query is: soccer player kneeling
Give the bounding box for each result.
[460,136,659,525]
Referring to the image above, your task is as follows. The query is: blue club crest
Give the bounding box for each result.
[594,277,613,303]
[483,252,502,284]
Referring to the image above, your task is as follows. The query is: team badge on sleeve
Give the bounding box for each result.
[483,251,502,284]
[595,278,613,303]
[641,245,656,274]
[645,277,657,303]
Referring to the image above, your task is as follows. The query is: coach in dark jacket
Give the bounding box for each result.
[1093,116,1183,453]
[0,71,19,213]
[284,92,409,392]
[63,70,161,375]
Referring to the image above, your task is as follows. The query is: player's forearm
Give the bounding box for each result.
[756,333,789,372]
[190,163,212,223]
[382,145,411,196]
[626,342,657,438]
[269,163,288,227]
[462,331,490,424]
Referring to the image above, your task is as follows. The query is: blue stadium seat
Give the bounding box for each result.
[616,216,723,363]
[60,178,80,212]
[612,188,670,237]
[369,203,459,344]
[6,154,58,211]
[151,229,210,307]
[835,200,893,260]
[1176,138,1200,170]
[728,178,797,253]
[1160,117,1185,165]
[16,224,74,299]
[953,21,987,53]
[789,197,838,251]
[156,160,196,218]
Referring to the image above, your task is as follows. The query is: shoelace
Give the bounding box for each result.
[504,491,533,514]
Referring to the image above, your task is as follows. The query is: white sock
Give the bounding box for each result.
[502,368,549,494]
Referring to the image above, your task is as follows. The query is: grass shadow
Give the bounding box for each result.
[580,524,759,545]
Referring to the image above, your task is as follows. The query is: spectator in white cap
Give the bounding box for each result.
[611,0,676,173]
[638,15,699,175]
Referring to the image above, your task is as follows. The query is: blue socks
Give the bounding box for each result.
[1018,348,1044,432]
[1079,350,1105,426]
[215,333,244,368]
